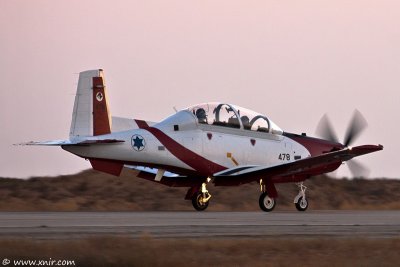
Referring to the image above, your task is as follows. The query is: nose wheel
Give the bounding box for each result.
[294,182,308,211]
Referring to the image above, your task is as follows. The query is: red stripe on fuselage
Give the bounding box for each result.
[135,120,226,176]
[135,119,150,129]
[146,127,226,176]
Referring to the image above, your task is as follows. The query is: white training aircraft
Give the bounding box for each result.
[25,69,383,211]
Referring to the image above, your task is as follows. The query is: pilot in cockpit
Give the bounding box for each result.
[195,108,208,124]
[241,116,251,130]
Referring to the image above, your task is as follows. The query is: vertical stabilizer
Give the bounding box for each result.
[69,69,112,138]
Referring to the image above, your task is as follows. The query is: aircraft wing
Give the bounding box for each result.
[213,144,383,185]
[125,165,183,178]
[124,165,207,187]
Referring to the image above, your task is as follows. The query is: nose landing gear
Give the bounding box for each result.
[294,182,308,211]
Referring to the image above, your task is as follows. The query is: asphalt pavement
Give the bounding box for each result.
[0,211,399,239]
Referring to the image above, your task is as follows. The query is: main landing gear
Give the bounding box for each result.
[191,180,212,211]
[294,182,308,211]
[189,178,309,212]
[258,179,276,212]
[259,192,276,212]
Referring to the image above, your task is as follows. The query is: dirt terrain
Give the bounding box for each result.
[1,236,399,267]
[1,170,399,267]
[0,169,399,211]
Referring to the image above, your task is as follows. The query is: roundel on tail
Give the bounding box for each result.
[96,92,104,102]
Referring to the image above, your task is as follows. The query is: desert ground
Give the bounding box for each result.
[0,169,399,211]
[0,169,399,266]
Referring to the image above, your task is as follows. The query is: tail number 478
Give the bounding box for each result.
[278,153,290,161]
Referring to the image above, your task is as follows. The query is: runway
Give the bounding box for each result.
[0,211,399,239]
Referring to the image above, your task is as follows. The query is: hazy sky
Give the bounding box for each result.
[1,0,399,178]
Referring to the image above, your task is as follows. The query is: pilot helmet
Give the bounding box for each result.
[196,108,207,120]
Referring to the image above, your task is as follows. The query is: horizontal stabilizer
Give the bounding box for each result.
[17,139,124,146]
[77,139,125,145]
[16,140,75,146]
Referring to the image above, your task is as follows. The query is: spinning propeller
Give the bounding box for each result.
[316,110,370,177]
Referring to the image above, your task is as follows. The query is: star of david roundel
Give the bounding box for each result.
[96,92,104,102]
[131,134,146,151]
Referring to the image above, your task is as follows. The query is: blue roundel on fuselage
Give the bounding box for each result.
[131,134,146,151]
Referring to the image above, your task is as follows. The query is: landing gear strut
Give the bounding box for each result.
[258,179,276,212]
[294,182,308,211]
[192,181,212,211]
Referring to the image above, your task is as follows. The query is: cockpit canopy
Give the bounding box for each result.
[187,102,283,135]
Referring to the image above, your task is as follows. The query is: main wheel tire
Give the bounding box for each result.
[192,192,209,211]
[259,192,276,212]
[295,196,308,211]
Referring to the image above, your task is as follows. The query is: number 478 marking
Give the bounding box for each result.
[278,153,290,161]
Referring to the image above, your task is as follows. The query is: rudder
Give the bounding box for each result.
[69,69,112,138]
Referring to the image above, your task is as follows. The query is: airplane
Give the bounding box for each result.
[24,69,383,211]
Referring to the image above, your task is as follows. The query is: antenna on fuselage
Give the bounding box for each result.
[173,106,178,113]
